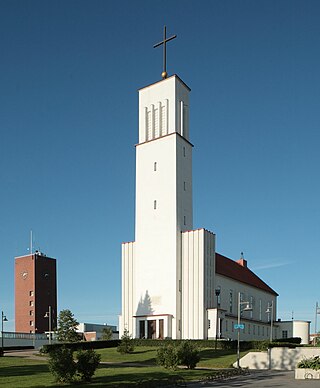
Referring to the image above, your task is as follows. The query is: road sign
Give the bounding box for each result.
[234,324,245,330]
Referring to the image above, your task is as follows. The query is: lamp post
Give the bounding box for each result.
[236,292,252,368]
[1,311,8,354]
[215,288,221,350]
[266,301,274,342]
[44,306,52,345]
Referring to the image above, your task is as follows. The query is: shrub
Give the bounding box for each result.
[297,356,320,370]
[117,328,135,354]
[177,340,200,369]
[76,349,101,382]
[48,346,76,383]
[157,343,179,370]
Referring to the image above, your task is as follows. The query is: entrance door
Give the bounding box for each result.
[139,320,146,339]
[159,319,164,339]
[147,320,156,339]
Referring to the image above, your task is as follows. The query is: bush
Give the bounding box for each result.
[48,346,76,383]
[117,328,134,354]
[157,343,179,370]
[76,349,101,382]
[177,341,200,369]
[297,356,320,370]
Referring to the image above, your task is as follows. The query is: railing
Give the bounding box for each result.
[1,331,48,340]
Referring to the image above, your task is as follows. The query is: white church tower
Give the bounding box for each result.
[120,28,216,340]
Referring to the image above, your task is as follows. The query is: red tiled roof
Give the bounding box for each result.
[215,253,278,296]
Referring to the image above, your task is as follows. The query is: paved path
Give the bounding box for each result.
[187,370,320,388]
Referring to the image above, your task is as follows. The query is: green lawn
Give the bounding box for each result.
[0,346,249,387]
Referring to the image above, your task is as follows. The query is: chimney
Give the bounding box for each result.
[236,252,247,267]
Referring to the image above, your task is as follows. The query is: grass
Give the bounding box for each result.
[0,346,249,387]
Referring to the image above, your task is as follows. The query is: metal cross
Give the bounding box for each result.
[153,26,177,79]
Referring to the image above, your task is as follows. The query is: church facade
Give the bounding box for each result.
[119,74,278,341]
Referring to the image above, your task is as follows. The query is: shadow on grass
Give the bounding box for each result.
[0,363,49,377]
[90,369,179,387]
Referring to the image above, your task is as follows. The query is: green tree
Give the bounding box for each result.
[57,309,80,343]
[101,327,113,340]
[117,328,134,354]
[76,349,101,381]
[48,346,76,383]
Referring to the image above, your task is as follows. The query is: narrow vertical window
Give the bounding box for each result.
[184,216,186,225]
[154,162,157,171]
[154,200,157,209]
[183,146,186,157]
[183,181,186,191]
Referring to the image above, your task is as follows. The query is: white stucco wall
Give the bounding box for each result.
[277,320,310,345]
[215,273,277,341]
[181,229,215,339]
[236,347,320,370]
[120,241,135,336]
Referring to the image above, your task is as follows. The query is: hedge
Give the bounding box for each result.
[42,339,121,354]
[41,337,302,354]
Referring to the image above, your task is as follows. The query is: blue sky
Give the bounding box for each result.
[1,0,319,333]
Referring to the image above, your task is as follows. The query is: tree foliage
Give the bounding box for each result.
[48,346,76,383]
[177,340,200,369]
[157,343,179,370]
[48,346,101,383]
[57,309,80,343]
[101,327,113,340]
[117,328,135,354]
[157,341,200,370]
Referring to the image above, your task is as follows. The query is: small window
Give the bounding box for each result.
[183,147,186,157]
[29,301,34,307]
[231,321,234,332]
[225,320,228,332]
[29,311,33,316]
[183,181,186,191]
[30,321,34,326]
[154,200,157,209]
[253,325,256,334]
[154,162,157,171]
[29,291,34,297]
[262,326,265,336]
[282,330,288,339]
[183,216,186,225]
[248,324,251,334]
[208,320,211,329]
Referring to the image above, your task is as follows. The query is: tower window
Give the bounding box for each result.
[29,301,34,306]
[29,310,33,316]
[154,200,157,210]
[183,181,186,191]
[154,162,157,171]
[30,321,34,326]
[29,291,34,297]
[183,147,186,157]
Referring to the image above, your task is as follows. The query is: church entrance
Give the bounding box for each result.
[147,320,156,339]
[139,320,146,339]
[159,319,164,339]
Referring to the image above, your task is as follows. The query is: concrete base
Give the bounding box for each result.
[295,368,320,379]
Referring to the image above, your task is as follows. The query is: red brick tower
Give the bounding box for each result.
[15,252,57,333]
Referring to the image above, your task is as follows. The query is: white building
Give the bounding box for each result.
[119,73,280,341]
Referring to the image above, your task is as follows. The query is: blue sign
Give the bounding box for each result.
[234,324,245,330]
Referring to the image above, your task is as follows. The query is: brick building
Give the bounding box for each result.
[15,252,57,333]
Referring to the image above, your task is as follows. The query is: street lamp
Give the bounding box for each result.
[1,311,8,354]
[44,306,52,345]
[237,292,252,368]
[266,301,274,342]
[215,288,221,350]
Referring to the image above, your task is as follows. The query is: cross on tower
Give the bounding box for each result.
[153,26,177,79]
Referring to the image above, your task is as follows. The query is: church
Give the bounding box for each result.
[119,30,279,341]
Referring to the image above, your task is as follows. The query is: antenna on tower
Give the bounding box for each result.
[30,230,33,254]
